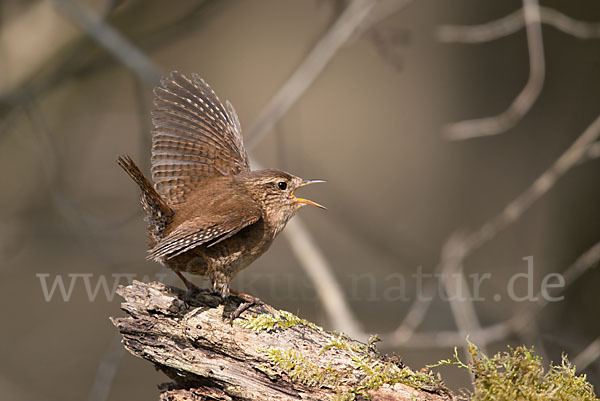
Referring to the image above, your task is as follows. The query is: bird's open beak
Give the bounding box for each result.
[292,179,327,209]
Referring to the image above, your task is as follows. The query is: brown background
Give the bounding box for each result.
[1,0,599,400]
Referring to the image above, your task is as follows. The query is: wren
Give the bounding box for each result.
[117,71,325,306]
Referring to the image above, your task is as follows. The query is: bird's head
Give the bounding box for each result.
[239,169,326,233]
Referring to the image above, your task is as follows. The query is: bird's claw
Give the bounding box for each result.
[229,296,264,324]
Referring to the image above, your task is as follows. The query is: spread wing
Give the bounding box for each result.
[147,210,260,261]
[151,71,250,205]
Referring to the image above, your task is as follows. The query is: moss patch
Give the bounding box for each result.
[259,347,341,388]
[321,333,366,354]
[261,334,444,400]
[238,310,323,333]
[430,343,598,401]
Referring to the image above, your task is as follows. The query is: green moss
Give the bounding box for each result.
[347,349,441,396]
[237,310,323,333]
[321,333,366,354]
[259,347,341,387]
[430,343,598,401]
[261,334,443,401]
[325,333,441,396]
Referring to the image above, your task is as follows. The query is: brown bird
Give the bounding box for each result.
[117,71,325,312]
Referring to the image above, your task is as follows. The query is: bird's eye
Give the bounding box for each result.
[277,181,287,190]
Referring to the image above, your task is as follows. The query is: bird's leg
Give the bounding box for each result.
[175,270,200,294]
[228,288,264,322]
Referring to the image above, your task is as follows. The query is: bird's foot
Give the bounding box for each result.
[228,289,264,323]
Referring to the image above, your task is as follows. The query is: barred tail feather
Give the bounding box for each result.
[117,155,173,239]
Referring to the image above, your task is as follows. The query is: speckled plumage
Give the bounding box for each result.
[118,72,324,296]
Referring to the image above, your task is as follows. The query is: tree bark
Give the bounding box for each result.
[111,281,456,401]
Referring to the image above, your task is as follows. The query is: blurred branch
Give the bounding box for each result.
[132,73,152,169]
[574,337,600,372]
[87,334,124,401]
[410,5,600,351]
[245,0,376,150]
[351,0,414,40]
[51,0,163,85]
[437,6,600,43]
[439,233,487,373]
[437,7,526,44]
[284,218,364,338]
[442,0,545,140]
[0,1,79,95]
[25,103,123,266]
[386,111,600,348]
[394,239,600,348]
[583,141,600,162]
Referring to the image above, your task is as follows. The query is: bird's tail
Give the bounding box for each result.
[117,155,173,239]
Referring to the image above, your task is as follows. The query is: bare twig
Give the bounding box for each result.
[245,0,376,150]
[438,233,487,374]
[466,112,600,253]
[51,0,163,85]
[573,337,600,372]
[350,0,414,40]
[539,6,600,38]
[389,279,437,345]
[391,239,600,348]
[0,1,80,95]
[437,8,526,43]
[387,111,600,348]
[87,334,124,401]
[283,218,364,338]
[25,104,123,266]
[583,141,600,162]
[442,0,545,140]
[437,6,600,43]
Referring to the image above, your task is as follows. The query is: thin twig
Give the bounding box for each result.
[437,8,526,43]
[390,239,600,348]
[438,232,487,375]
[283,218,364,338]
[51,0,163,85]
[25,104,123,266]
[573,337,600,372]
[245,0,376,150]
[583,141,600,162]
[350,0,414,41]
[387,111,600,347]
[443,0,545,140]
[87,334,124,401]
[437,6,600,43]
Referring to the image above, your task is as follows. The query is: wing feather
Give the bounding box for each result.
[147,213,260,261]
[151,71,250,205]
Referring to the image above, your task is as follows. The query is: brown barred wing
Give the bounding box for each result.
[147,212,260,262]
[151,71,250,206]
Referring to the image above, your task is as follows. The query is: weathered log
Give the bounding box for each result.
[111,281,456,401]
